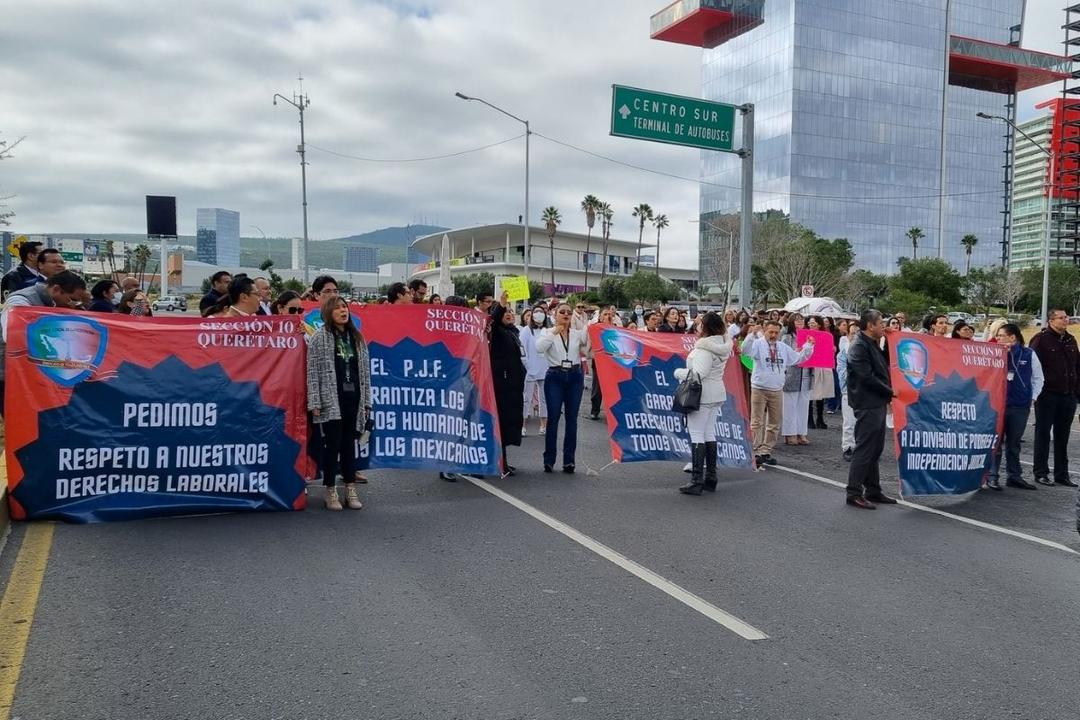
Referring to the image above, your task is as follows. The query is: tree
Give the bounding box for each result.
[282,278,306,294]
[541,206,561,290]
[632,203,654,269]
[527,280,545,303]
[761,232,855,302]
[132,244,153,286]
[580,194,600,291]
[623,270,677,304]
[452,272,496,301]
[598,202,614,285]
[0,135,25,227]
[891,257,963,307]
[835,269,889,310]
[961,234,978,275]
[1000,271,1025,313]
[964,267,1001,320]
[652,214,669,275]
[259,258,286,296]
[906,227,925,260]
[598,277,628,308]
[337,280,354,296]
[878,288,935,319]
[1019,263,1080,315]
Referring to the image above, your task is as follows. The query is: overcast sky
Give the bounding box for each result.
[1,1,1066,269]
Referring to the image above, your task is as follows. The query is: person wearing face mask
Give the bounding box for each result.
[87,280,119,313]
[520,303,550,436]
[633,303,645,326]
[118,289,153,316]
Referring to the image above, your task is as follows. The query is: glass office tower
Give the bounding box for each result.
[196,208,240,266]
[651,0,1071,277]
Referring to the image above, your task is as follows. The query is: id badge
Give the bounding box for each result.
[1007,372,1015,382]
[561,359,573,369]
[343,381,356,393]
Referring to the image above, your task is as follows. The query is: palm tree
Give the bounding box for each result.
[961,234,978,274]
[598,202,613,285]
[632,203,653,269]
[652,214,669,275]
[542,206,562,291]
[580,194,601,291]
[906,227,924,260]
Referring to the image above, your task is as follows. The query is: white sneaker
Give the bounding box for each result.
[539,426,546,435]
[521,426,528,436]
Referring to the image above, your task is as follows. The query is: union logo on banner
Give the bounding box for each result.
[896,338,929,390]
[25,315,108,386]
[600,328,643,368]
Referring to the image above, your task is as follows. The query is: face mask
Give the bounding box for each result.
[635,307,643,314]
[532,311,546,323]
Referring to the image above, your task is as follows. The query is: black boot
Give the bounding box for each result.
[808,405,816,430]
[815,401,827,430]
[703,441,718,491]
[679,444,706,495]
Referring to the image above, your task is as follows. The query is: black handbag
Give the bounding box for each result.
[672,370,702,414]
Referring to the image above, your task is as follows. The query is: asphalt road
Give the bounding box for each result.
[2,407,1079,720]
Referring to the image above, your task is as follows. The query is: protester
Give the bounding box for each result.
[837,322,860,461]
[35,248,66,279]
[886,316,901,332]
[444,295,468,307]
[253,277,273,315]
[1029,308,1080,487]
[923,313,949,337]
[827,317,845,414]
[1,240,43,299]
[632,302,646,327]
[845,309,898,509]
[951,320,975,339]
[408,279,428,303]
[307,295,372,511]
[490,294,526,476]
[587,306,619,420]
[312,275,338,302]
[0,271,87,417]
[118,289,153,316]
[746,320,815,466]
[984,317,1007,342]
[536,303,590,473]
[781,313,814,445]
[676,311,689,333]
[806,315,834,430]
[475,291,494,314]
[984,323,1044,491]
[386,282,410,304]
[87,280,119,313]
[895,312,911,331]
[271,290,304,315]
[429,294,442,305]
[644,311,661,332]
[204,276,261,317]
[673,312,732,495]
[658,307,680,333]
[723,310,737,331]
[199,271,232,313]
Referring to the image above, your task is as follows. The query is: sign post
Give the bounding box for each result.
[610,85,753,308]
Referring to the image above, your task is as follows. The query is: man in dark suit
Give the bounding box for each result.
[199,270,232,314]
[254,276,272,315]
[845,308,898,509]
[1,240,43,300]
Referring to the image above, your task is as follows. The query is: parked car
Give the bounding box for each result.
[946,311,971,324]
[152,295,188,312]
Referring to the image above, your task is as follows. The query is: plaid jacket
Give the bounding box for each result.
[306,327,371,430]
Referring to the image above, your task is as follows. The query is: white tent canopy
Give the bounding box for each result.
[782,296,857,319]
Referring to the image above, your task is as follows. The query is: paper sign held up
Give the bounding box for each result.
[502,276,531,302]
[796,329,835,369]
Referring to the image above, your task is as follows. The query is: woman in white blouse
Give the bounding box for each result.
[535,303,591,473]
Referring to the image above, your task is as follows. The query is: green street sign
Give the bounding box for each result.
[60,252,83,262]
[610,85,737,153]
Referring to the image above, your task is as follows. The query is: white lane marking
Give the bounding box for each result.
[767,465,1079,557]
[462,475,769,641]
[1019,459,1080,477]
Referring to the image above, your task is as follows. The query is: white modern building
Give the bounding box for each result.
[196,208,240,266]
[408,223,698,296]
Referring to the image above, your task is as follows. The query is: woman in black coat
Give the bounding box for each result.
[490,297,526,476]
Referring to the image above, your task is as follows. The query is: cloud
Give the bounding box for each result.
[0,1,1068,271]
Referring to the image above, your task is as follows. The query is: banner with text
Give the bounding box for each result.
[5,308,308,523]
[346,304,502,476]
[589,326,753,468]
[888,334,1006,496]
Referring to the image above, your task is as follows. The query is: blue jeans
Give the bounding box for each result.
[543,367,584,467]
[989,405,1030,484]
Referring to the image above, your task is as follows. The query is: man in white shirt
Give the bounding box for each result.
[254,277,273,315]
[746,321,815,466]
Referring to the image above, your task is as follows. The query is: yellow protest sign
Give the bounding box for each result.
[502,275,531,302]
[7,235,28,258]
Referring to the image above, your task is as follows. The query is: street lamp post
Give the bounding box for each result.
[274,86,311,285]
[455,91,530,279]
[249,224,269,264]
[976,111,1054,324]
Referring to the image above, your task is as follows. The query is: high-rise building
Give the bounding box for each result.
[291,237,304,270]
[195,208,240,266]
[650,0,1072,282]
[343,245,378,273]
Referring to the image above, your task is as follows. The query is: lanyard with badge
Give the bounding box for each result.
[336,332,357,393]
[560,331,573,369]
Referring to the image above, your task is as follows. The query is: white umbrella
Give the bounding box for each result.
[782,296,857,319]
[437,234,455,298]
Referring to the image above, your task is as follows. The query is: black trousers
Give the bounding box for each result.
[1033,391,1077,482]
[846,405,887,499]
[320,394,360,487]
[590,359,602,416]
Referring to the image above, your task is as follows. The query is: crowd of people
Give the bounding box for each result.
[2,241,1078,530]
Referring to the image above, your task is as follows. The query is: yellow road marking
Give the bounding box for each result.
[0,523,54,719]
